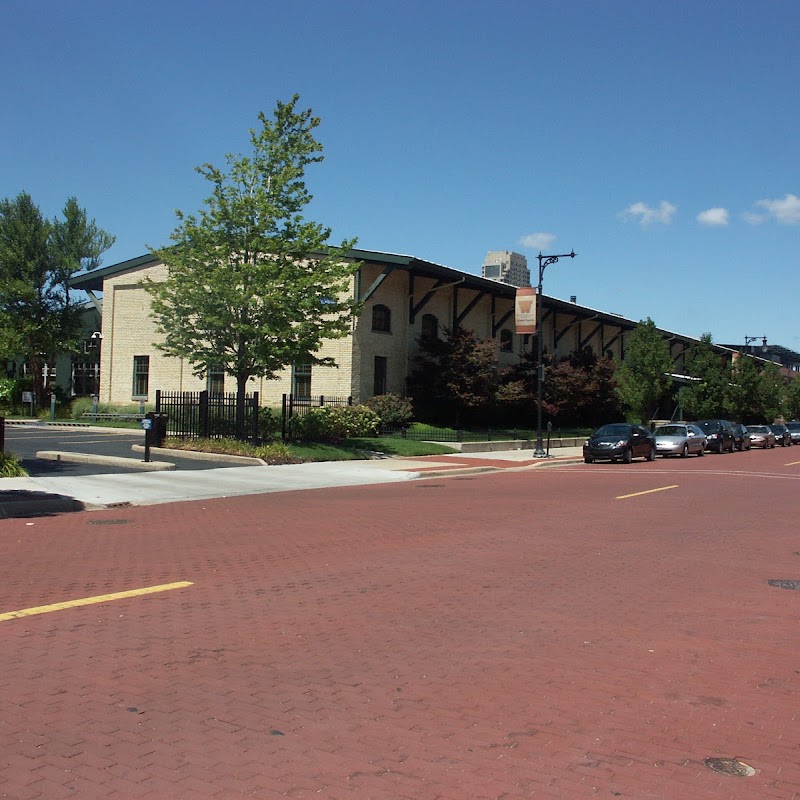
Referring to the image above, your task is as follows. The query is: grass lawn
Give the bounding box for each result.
[159,435,456,464]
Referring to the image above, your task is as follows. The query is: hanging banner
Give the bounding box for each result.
[515,287,537,334]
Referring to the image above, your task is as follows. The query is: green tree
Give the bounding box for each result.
[758,362,786,422]
[784,375,800,420]
[147,95,359,436]
[0,192,114,406]
[725,354,761,422]
[408,326,502,426]
[614,318,672,423]
[676,333,730,419]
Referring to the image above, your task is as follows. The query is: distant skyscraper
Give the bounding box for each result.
[481,251,531,287]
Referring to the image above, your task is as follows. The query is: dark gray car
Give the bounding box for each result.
[695,419,736,453]
[583,423,656,464]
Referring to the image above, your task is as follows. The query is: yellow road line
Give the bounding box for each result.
[0,581,193,622]
[616,484,679,500]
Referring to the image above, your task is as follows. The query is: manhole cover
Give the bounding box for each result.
[88,519,131,526]
[768,579,800,590]
[704,757,756,777]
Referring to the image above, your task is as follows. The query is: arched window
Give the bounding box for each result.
[372,304,391,333]
[421,313,438,341]
[500,328,513,352]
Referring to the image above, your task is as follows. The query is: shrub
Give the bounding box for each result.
[0,451,28,478]
[258,406,282,441]
[254,442,296,463]
[365,393,414,429]
[0,377,33,413]
[292,405,380,441]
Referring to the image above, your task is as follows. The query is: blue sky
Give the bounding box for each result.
[2,1,799,348]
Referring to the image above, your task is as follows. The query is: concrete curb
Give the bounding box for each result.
[35,451,176,471]
[131,445,265,466]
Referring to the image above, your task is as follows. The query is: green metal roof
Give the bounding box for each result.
[68,253,159,292]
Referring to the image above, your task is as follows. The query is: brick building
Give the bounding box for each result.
[70,248,728,408]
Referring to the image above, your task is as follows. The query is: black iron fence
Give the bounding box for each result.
[281,394,352,440]
[155,390,260,442]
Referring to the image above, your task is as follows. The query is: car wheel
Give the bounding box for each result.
[698,445,705,456]
[623,448,633,464]
[647,446,656,462]
[584,456,593,464]
[681,444,688,458]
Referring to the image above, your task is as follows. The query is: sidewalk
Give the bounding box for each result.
[0,446,585,516]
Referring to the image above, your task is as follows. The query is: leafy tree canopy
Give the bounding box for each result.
[676,332,730,419]
[724,353,762,422]
[147,95,360,409]
[408,326,502,426]
[614,318,672,423]
[0,192,114,404]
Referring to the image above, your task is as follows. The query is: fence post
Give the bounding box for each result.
[0,416,4,453]
[199,390,209,438]
[319,395,324,406]
[155,389,162,413]
[458,429,463,443]
[348,396,353,406]
[281,394,287,441]
[252,392,259,443]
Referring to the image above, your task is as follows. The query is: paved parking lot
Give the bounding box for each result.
[3,424,252,476]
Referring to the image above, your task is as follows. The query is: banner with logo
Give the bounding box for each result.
[515,287,537,334]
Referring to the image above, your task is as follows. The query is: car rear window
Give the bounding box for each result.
[655,426,685,436]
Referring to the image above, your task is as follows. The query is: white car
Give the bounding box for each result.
[653,423,706,457]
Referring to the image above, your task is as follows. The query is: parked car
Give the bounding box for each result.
[583,423,656,464]
[746,425,776,448]
[653,423,706,457]
[731,422,752,451]
[769,423,792,446]
[784,421,800,445]
[694,419,736,453]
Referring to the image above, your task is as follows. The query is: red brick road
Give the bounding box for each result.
[1,448,799,799]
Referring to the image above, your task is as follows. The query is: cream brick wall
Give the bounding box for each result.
[98,257,537,409]
[351,266,532,403]
[100,260,356,408]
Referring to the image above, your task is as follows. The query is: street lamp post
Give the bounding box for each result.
[744,335,767,354]
[534,250,576,458]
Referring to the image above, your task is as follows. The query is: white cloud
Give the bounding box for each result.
[617,201,677,226]
[697,207,729,226]
[519,232,556,251]
[742,210,765,225]
[754,193,800,225]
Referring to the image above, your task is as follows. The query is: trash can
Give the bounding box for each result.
[145,412,168,447]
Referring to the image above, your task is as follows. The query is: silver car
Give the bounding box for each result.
[653,423,706,457]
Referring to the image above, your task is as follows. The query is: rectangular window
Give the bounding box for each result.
[133,355,149,398]
[292,362,312,398]
[207,365,225,395]
[373,356,388,396]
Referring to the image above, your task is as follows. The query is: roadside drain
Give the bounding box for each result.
[416,484,444,488]
[768,579,800,590]
[704,757,757,777]
[88,519,132,526]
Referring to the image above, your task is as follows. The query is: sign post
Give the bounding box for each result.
[141,417,153,462]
